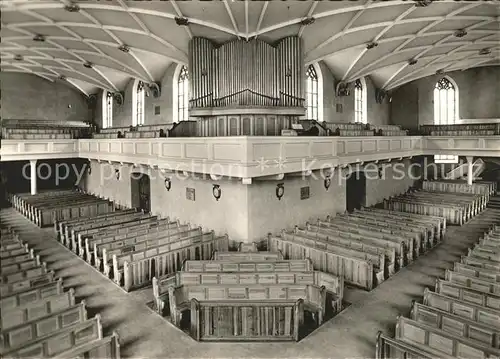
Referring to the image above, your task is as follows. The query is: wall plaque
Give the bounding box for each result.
[186,188,195,201]
[300,186,310,200]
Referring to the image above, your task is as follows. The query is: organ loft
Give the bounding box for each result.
[0,0,499,357]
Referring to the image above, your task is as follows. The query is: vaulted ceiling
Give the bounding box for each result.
[1,0,499,96]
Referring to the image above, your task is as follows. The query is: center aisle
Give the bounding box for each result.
[1,207,499,358]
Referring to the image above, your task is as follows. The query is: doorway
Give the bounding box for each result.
[131,172,151,213]
[346,171,366,212]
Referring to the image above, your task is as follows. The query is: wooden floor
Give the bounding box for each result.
[1,207,499,358]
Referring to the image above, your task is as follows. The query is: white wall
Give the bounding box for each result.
[247,170,346,241]
[364,159,416,207]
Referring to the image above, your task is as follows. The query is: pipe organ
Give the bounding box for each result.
[188,36,305,136]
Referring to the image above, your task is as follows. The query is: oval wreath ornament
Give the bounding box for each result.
[164,178,171,191]
[276,183,284,200]
[212,184,221,201]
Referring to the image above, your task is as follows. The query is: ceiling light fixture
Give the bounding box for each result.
[300,17,315,26]
[436,69,445,75]
[175,17,189,26]
[479,48,491,55]
[454,29,467,38]
[33,34,46,42]
[408,58,418,65]
[118,44,130,53]
[366,42,379,50]
[14,55,24,61]
[64,3,80,12]
[59,75,67,80]
[83,61,93,69]
[413,0,433,7]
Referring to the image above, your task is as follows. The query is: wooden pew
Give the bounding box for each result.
[37,199,114,228]
[435,278,500,310]
[1,248,35,266]
[1,315,104,358]
[58,209,136,240]
[181,259,313,272]
[168,284,326,328]
[375,331,438,359]
[282,231,387,284]
[1,261,47,283]
[351,208,438,240]
[152,259,318,312]
[320,223,409,265]
[423,288,500,329]
[213,251,283,261]
[88,221,184,263]
[445,269,500,295]
[0,301,86,351]
[117,233,229,292]
[309,221,410,265]
[1,255,41,275]
[52,331,120,359]
[238,242,258,252]
[1,287,74,329]
[71,213,157,252]
[423,180,492,200]
[55,208,136,236]
[296,226,398,273]
[454,262,500,283]
[91,223,189,267]
[338,211,434,247]
[469,247,500,263]
[0,270,55,296]
[62,210,141,248]
[79,216,175,252]
[190,299,302,342]
[394,315,500,358]
[0,277,64,309]
[269,235,377,290]
[171,269,342,310]
[0,243,29,258]
[463,254,500,272]
[360,207,446,238]
[410,301,500,348]
[103,227,203,277]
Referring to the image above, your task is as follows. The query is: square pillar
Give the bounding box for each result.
[466,156,473,186]
[30,159,37,195]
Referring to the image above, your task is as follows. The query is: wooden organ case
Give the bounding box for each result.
[188,36,306,136]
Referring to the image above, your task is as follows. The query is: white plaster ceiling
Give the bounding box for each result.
[1,0,498,96]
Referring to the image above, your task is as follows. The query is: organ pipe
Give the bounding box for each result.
[189,36,304,109]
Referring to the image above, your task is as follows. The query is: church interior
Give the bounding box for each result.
[0,0,500,358]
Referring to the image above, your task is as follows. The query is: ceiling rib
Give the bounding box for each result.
[298,1,318,37]
[0,0,497,94]
[223,0,240,38]
[169,0,192,39]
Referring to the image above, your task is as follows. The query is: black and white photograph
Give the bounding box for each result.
[0,0,499,358]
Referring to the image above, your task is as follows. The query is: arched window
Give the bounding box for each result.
[306,64,318,121]
[434,76,459,163]
[177,65,189,122]
[102,91,113,128]
[134,80,145,126]
[354,78,367,124]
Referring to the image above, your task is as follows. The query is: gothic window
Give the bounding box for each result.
[434,77,459,163]
[305,64,318,121]
[103,91,113,128]
[354,78,367,124]
[134,80,145,126]
[178,65,189,121]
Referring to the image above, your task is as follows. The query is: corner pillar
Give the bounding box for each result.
[466,156,473,186]
[30,159,38,195]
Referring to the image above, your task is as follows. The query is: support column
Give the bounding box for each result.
[30,159,37,195]
[466,156,473,186]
